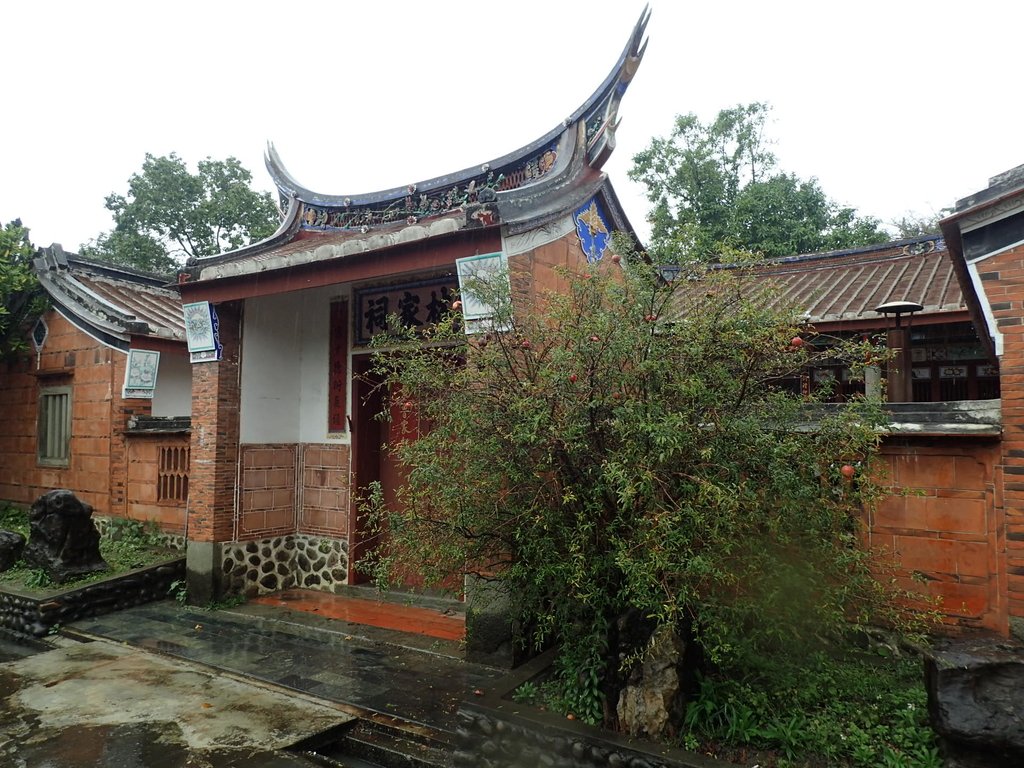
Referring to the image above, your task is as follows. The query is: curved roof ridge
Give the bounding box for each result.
[264,6,650,207]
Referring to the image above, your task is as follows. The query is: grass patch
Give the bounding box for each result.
[0,505,180,593]
[680,649,940,768]
[513,644,940,768]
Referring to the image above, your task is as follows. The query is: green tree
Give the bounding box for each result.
[81,153,280,274]
[889,209,949,239]
[0,219,45,360]
[630,103,889,260]
[364,255,914,730]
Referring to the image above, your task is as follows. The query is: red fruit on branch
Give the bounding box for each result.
[451,300,463,311]
[790,336,805,348]
[520,339,531,349]
[569,374,578,383]
[841,464,856,479]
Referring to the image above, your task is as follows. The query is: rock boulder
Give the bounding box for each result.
[925,634,1024,767]
[22,490,108,584]
[0,529,26,571]
[616,624,687,740]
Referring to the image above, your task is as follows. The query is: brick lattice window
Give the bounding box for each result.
[158,444,190,503]
[38,386,71,467]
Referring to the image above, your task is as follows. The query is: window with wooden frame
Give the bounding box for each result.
[38,386,71,467]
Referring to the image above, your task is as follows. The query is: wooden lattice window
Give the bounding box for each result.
[158,444,190,503]
[38,386,71,467]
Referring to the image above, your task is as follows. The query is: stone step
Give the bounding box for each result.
[300,720,451,768]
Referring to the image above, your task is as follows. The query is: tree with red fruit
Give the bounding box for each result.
[363,249,918,733]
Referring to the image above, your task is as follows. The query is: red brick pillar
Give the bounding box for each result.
[185,301,242,602]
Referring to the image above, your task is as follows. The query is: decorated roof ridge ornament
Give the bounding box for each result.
[262,5,650,220]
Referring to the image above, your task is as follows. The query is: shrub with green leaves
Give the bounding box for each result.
[365,253,922,729]
[684,650,941,767]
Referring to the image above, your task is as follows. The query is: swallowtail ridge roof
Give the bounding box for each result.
[190,7,650,281]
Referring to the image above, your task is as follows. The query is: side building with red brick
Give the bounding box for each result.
[0,246,190,535]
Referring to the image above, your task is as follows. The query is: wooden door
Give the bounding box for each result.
[349,355,426,589]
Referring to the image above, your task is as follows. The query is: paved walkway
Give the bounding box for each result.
[69,594,505,738]
[252,588,466,642]
[0,637,351,767]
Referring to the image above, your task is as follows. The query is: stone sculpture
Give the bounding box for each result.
[23,489,108,583]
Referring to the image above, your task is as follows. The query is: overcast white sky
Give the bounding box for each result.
[3,1,1022,252]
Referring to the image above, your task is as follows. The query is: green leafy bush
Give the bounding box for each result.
[364,254,928,729]
[683,650,941,767]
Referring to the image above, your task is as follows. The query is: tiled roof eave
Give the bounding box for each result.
[810,305,967,325]
[198,213,468,282]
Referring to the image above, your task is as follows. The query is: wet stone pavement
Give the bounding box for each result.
[71,600,505,733]
[0,598,506,766]
[0,637,351,767]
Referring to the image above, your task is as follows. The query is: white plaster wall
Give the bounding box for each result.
[298,296,332,442]
[152,350,192,417]
[240,294,303,443]
[240,286,350,444]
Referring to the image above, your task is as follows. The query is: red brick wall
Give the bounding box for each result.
[187,302,241,542]
[975,242,1024,625]
[0,310,128,513]
[872,439,1004,632]
[240,443,297,538]
[508,231,583,311]
[237,442,351,540]
[300,443,350,537]
[125,434,189,534]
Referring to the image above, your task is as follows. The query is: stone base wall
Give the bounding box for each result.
[92,515,186,551]
[0,559,184,641]
[454,703,720,768]
[219,533,348,597]
[453,651,724,768]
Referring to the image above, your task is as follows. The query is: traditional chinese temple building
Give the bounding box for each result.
[174,10,649,614]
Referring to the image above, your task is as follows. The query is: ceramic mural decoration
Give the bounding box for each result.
[123,349,160,399]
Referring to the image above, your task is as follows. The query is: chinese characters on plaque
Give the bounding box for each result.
[354,277,459,345]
